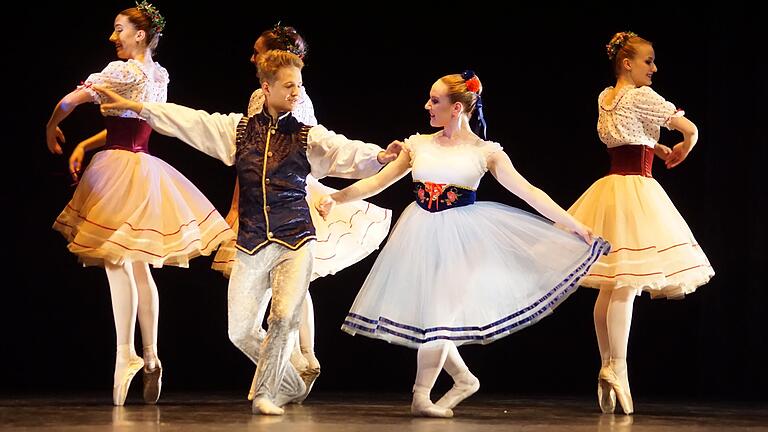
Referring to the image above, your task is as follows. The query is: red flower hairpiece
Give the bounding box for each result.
[465,76,481,94]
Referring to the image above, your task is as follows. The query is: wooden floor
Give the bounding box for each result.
[1,392,766,431]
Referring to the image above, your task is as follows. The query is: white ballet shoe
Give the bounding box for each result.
[411,391,453,418]
[435,372,480,409]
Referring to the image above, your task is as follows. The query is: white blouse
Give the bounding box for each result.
[597,86,683,148]
[82,59,169,118]
[137,102,383,180]
[405,133,503,190]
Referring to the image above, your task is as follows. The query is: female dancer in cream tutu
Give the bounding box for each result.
[45,3,232,406]
[567,32,715,415]
[317,71,611,418]
[211,25,397,400]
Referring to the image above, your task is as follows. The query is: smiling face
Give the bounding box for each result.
[263,65,303,114]
[625,43,658,86]
[108,14,144,59]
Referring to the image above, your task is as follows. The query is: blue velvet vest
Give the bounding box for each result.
[234,111,314,254]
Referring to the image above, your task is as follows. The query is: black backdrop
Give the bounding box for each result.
[7,1,766,401]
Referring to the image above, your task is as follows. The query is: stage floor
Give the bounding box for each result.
[1,392,766,431]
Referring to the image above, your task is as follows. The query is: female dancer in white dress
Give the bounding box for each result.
[45,3,232,406]
[317,71,611,417]
[567,32,714,415]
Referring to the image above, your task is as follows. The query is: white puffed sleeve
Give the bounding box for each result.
[139,102,242,166]
[306,125,384,179]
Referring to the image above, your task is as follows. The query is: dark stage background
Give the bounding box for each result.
[8,1,766,402]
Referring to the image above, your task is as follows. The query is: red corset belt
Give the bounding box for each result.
[102,116,153,154]
[607,145,653,177]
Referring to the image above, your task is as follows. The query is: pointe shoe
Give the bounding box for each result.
[290,347,310,373]
[113,357,144,406]
[599,364,633,415]
[295,362,320,404]
[302,350,321,373]
[597,374,616,414]
[142,361,163,404]
[252,396,285,415]
[435,373,480,409]
[411,393,454,418]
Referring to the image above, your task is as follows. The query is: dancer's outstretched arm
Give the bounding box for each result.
[488,151,593,243]
[307,125,402,179]
[95,85,241,165]
[316,150,411,218]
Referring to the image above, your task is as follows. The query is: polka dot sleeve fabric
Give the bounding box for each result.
[81,61,142,104]
[81,60,169,118]
[629,86,682,129]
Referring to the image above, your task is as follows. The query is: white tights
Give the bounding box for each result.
[593,287,638,369]
[412,340,478,417]
[105,261,161,382]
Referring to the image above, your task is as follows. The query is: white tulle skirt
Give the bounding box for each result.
[342,201,611,349]
[568,174,714,298]
[53,149,234,267]
[212,175,391,281]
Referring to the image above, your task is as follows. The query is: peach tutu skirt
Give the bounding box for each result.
[53,149,234,267]
[568,174,714,298]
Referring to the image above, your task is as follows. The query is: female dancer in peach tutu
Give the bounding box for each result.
[45,3,232,406]
[568,31,715,415]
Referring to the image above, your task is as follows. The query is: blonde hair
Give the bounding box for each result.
[256,50,304,84]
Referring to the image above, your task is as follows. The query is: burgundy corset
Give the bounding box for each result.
[607,145,653,177]
[103,116,152,154]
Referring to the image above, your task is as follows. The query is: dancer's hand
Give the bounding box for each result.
[665,141,691,169]
[92,85,143,114]
[315,194,336,220]
[653,143,672,161]
[46,126,65,154]
[571,221,594,244]
[377,140,404,164]
[69,144,85,182]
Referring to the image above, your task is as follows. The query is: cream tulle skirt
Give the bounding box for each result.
[53,149,234,267]
[568,174,714,298]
